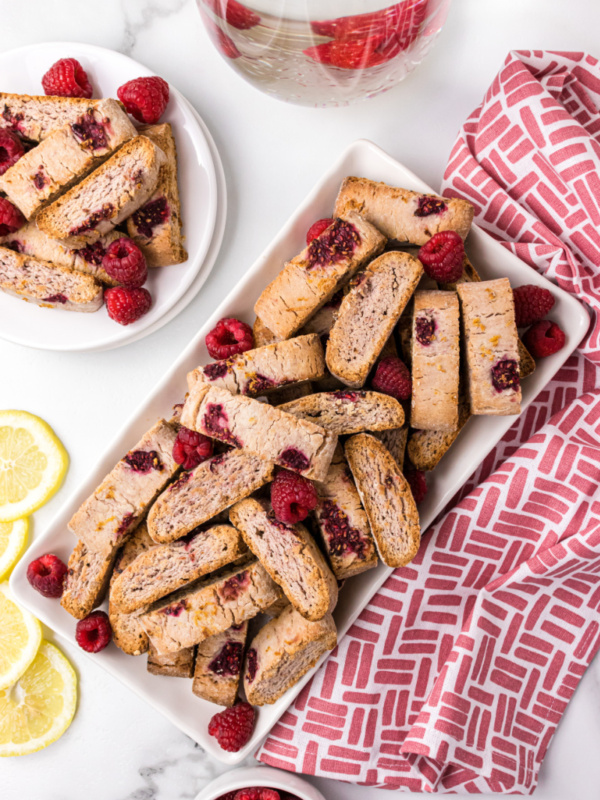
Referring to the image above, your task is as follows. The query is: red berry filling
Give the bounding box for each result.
[33,169,48,190]
[306,217,334,246]
[172,426,214,470]
[102,237,148,289]
[123,449,163,473]
[415,314,436,345]
[203,360,231,380]
[203,403,242,448]
[491,359,520,392]
[78,242,106,266]
[105,286,152,326]
[42,293,68,304]
[71,113,108,150]
[26,554,68,598]
[131,196,170,239]
[209,453,227,473]
[41,58,93,99]
[116,512,135,537]
[513,284,555,328]
[161,600,188,617]
[245,648,258,683]
[331,390,363,402]
[417,231,465,284]
[319,500,368,557]
[75,611,112,653]
[117,76,170,125]
[219,571,250,601]
[278,447,310,473]
[208,641,244,676]
[0,196,25,236]
[244,373,277,395]
[372,356,412,401]
[523,320,566,358]
[69,203,114,235]
[206,317,254,360]
[270,469,318,524]
[0,129,24,175]
[306,219,361,268]
[414,196,447,217]
[208,701,256,752]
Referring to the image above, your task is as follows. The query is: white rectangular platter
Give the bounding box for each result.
[10,139,590,764]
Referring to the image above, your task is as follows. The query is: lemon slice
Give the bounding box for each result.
[0,641,77,757]
[0,519,29,581]
[0,583,42,691]
[0,411,68,523]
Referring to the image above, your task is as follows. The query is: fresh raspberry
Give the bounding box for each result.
[405,465,427,504]
[235,790,280,800]
[206,318,253,359]
[523,320,566,358]
[204,0,260,29]
[372,356,411,401]
[26,554,68,598]
[270,469,318,524]
[418,231,464,283]
[172,426,213,470]
[105,286,152,326]
[117,77,169,124]
[513,284,555,327]
[0,197,25,236]
[306,218,334,246]
[216,794,239,800]
[41,58,93,98]
[208,701,256,752]
[102,237,148,288]
[75,611,112,653]
[202,14,242,59]
[0,130,24,175]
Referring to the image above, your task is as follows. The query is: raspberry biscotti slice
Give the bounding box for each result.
[345,433,420,568]
[243,605,337,706]
[254,211,386,340]
[0,245,103,311]
[192,622,248,706]
[280,390,404,436]
[37,135,166,247]
[457,278,522,415]
[229,498,338,622]
[334,177,474,245]
[139,558,282,654]
[180,384,338,482]
[60,540,117,620]
[0,93,120,142]
[0,99,136,219]
[187,334,325,398]
[326,251,423,388]
[148,644,196,678]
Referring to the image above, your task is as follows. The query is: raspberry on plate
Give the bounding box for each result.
[75,611,112,653]
[208,700,256,752]
[172,426,213,470]
[26,554,67,598]
[513,284,555,327]
[105,287,152,326]
[102,237,148,288]
[206,317,253,359]
[0,196,25,237]
[41,58,93,98]
[117,76,170,125]
[405,465,427,504]
[372,356,411,401]
[0,130,24,176]
[418,231,464,283]
[523,320,566,358]
[306,218,334,246]
[271,469,318,524]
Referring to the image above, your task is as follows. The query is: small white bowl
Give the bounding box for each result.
[194,766,327,800]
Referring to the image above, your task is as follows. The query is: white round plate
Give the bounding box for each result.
[0,42,224,352]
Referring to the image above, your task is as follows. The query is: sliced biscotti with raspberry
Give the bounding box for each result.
[139,558,282,654]
[313,444,378,580]
[334,177,474,245]
[411,290,460,431]
[0,99,136,219]
[180,383,338,482]
[147,449,274,544]
[126,123,187,267]
[326,251,423,388]
[69,419,180,552]
[187,334,325,398]
[148,644,196,678]
[407,399,471,471]
[280,390,404,436]
[111,524,247,613]
[37,135,166,247]
[254,212,386,340]
[229,498,338,622]
[345,433,420,568]
[0,245,104,311]
[60,540,117,620]
[243,605,337,706]
[192,622,248,706]
[457,278,522,415]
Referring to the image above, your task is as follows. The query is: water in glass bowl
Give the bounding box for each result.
[197,0,452,106]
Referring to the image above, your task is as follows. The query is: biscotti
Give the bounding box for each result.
[313,444,378,580]
[375,426,408,471]
[457,278,522,415]
[0,245,103,312]
[280,390,404,436]
[229,498,338,622]
[407,400,471,471]
[0,99,136,219]
[60,540,117,620]
[139,558,282,654]
[243,605,337,706]
[110,524,247,613]
[69,419,180,552]
[37,135,166,247]
[411,290,460,431]
[180,383,338,482]
[192,623,248,706]
[253,317,280,347]
[269,382,313,407]
[187,334,325,398]
[126,123,187,267]
[147,449,274,544]
[334,177,474,245]
[326,251,423,387]
[147,644,195,678]
[254,211,386,339]
[345,433,420,568]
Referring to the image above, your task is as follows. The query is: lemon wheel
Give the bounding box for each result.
[0,518,28,581]
[0,583,42,691]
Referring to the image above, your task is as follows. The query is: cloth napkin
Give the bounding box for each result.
[256,51,600,793]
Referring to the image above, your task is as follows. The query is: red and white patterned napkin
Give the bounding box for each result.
[257,51,600,793]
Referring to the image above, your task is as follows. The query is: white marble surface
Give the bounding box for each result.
[2,0,600,797]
